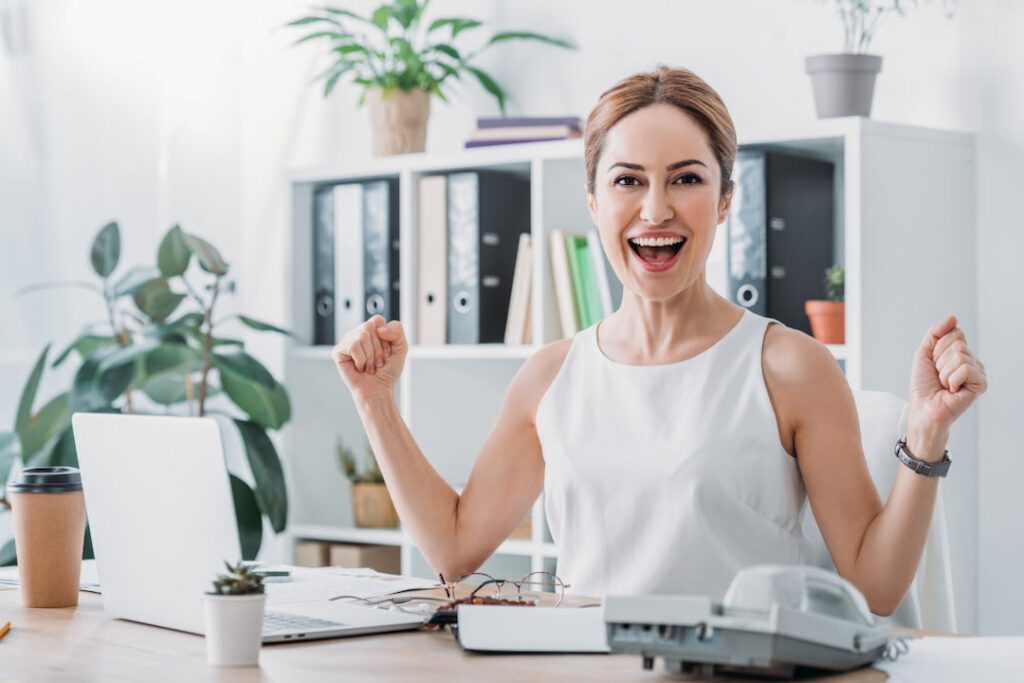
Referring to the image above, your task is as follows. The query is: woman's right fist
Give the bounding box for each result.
[332,316,408,401]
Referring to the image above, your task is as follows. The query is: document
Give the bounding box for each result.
[456,605,610,653]
[265,566,436,606]
[874,636,1024,682]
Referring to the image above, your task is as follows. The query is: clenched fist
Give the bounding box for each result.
[333,315,408,402]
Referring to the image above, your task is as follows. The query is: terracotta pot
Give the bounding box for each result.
[805,300,845,344]
[351,483,400,528]
[365,87,430,156]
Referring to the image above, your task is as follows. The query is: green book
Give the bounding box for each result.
[564,234,589,330]
[577,239,603,327]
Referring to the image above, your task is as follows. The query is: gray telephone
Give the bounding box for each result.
[604,565,906,679]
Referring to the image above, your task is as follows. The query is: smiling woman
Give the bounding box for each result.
[331,66,987,617]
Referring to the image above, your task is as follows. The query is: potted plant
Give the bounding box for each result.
[805,264,845,344]
[203,561,266,667]
[287,0,574,155]
[0,221,292,567]
[806,0,953,118]
[337,438,399,528]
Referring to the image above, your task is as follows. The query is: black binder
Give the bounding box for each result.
[312,186,335,345]
[727,150,835,334]
[446,171,531,344]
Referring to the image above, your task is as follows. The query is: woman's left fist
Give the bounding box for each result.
[907,315,987,435]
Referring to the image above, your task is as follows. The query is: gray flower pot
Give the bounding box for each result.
[805,54,883,118]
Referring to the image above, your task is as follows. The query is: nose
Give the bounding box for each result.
[639,185,673,225]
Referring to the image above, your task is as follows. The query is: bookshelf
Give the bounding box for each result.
[282,118,976,581]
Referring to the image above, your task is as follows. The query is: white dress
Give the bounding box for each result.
[535,310,806,598]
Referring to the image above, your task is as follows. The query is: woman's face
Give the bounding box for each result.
[587,103,729,303]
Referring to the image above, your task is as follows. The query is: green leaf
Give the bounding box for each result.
[286,16,342,27]
[18,392,71,464]
[219,372,291,431]
[15,343,51,436]
[96,338,160,374]
[485,31,575,50]
[133,278,186,323]
[371,5,391,31]
[0,539,15,567]
[112,266,161,298]
[140,344,202,378]
[71,347,134,412]
[237,315,292,336]
[83,525,94,561]
[321,7,374,24]
[234,420,288,533]
[182,233,229,275]
[428,17,481,38]
[229,475,263,561]
[428,43,461,61]
[140,373,218,406]
[0,432,20,487]
[44,426,79,469]
[292,30,353,46]
[213,350,276,389]
[465,65,506,115]
[157,225,192,278]
[90,221,121,278]
[393,0,419,29]
[52,335,117,368]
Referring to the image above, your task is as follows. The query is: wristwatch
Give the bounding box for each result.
[894,438,952,478]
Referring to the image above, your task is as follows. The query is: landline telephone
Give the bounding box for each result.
[604,565,906,679]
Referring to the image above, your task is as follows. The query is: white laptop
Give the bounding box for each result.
[71,412,425,643]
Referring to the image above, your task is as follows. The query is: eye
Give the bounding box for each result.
[613,175,641,186]
[673,173,702,185]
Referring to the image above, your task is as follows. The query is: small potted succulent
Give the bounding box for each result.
[338,438,399,528]
[286,0,574,155]
[806,0,953,118]
[805,264,845,344]
[203,561,266,667]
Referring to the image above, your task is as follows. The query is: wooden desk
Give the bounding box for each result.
[0,587,892,682]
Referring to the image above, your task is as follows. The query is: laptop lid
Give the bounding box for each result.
[72,413,240,635]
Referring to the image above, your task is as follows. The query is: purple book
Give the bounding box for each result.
[465,137,574,148]
[476,116,582,130]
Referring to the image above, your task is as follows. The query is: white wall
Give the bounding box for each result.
[1,0,1020,634]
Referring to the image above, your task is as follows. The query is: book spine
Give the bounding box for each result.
[548,230,577,338]
[446,173,480,344]
[362,180,392,321]
[565,235,589,330]
[586,231,613,318]
[578,239,603,328]
[477,116,582,129]
[469,125,580,141]
[504,233,533,345]
[312,186,335,345]
[464,136,574,149]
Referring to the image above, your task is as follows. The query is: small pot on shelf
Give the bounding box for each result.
[804,300,846,344]
[805,54,883,119]
[366,87,431,156]
[351,482,400,528]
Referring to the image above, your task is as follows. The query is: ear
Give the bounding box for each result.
[586,187,598,225]
[717,185,733,225]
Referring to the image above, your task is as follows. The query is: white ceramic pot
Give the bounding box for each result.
[805,53,883,118]
[202,593,266,666]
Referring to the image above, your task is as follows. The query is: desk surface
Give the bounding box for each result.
[0,586,892,682]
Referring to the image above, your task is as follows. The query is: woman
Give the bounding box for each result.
[332,67,987,615]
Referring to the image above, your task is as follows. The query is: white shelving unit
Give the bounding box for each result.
[281,118,976,583]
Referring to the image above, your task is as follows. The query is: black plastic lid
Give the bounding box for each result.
[8,467,83,493]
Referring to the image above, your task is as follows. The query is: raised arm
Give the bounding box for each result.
[764,316,986,616]
[333,316,568,580]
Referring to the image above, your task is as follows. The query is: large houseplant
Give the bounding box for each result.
[0,222,291,564]
[287,0,574,155]
[806,0,954,118]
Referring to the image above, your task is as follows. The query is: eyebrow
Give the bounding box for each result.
[607,159,708,173]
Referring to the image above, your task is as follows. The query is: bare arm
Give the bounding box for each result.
[764,318,985,616]
[334,316,569,579]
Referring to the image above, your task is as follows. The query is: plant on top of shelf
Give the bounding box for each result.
[337,437,398,528]
[806,0,954,118]
[0,222,293,565]
[286,0,575,155]
[805,264,846,345]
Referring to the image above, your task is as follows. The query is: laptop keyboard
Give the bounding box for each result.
[263,611,350,636]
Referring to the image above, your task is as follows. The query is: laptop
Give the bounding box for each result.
[71,412,425,643]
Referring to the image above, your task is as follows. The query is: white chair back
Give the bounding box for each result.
[799,389,957,631]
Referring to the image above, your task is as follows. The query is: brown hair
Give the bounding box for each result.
[584,66,737,202]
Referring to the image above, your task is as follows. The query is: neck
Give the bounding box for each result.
[601,277,738,360]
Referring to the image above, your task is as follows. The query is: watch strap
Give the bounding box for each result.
[894,438,951,478]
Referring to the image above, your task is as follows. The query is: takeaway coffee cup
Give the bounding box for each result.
[8,466,87,607]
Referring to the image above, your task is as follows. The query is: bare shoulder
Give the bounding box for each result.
[501,337,574,426]
[762,322,853,440]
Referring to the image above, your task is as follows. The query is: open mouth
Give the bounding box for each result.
[628,235,687,268]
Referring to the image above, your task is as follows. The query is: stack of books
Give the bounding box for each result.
[549,230,618,338]
[465,116,583,149]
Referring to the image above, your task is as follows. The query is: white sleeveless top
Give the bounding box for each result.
[535,310,806,598]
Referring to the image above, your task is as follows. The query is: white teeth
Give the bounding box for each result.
[629,236,685,247]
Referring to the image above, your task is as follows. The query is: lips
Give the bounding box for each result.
[628,237,686,273]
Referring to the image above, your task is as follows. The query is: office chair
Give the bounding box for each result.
[799,389,957,632]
